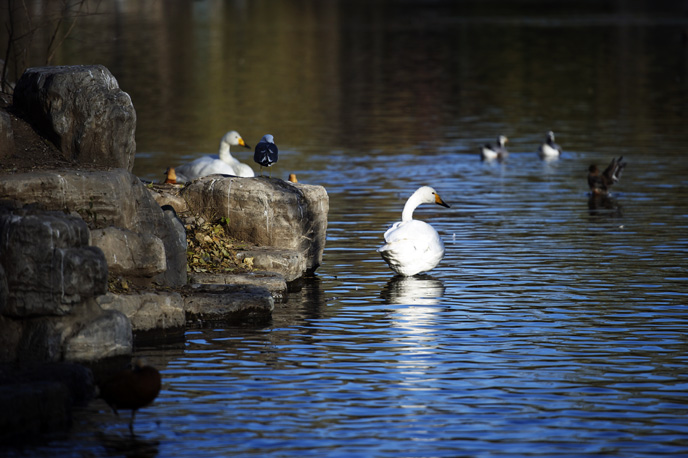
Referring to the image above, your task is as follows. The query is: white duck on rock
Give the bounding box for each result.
[378,186,451,276]
[174,131,254,183]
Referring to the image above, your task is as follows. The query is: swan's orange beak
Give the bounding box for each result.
[435,193,451,208]
[238,138,251,149]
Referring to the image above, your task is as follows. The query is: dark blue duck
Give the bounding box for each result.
[254,134,278,176]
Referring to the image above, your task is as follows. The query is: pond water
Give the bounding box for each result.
[3,1,688,456]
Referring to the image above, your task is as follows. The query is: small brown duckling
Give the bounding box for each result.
[288,173,298,183]
[164,167,177,184]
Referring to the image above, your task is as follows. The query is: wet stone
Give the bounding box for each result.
[182,284,274,326]
[188,271,288,303]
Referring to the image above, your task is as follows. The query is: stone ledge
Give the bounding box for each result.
[96,291,186,345]
[182,284,274,326]
[189,271,288,302]
[235,247,306,283]
[0,169,188,288]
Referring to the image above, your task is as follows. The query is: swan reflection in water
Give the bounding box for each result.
[381,276,448,363]
[381,275,446,306]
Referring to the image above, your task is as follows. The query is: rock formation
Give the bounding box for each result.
[0,168,188,290]
[181,176,329,280]
[12,65,137,171]
[0,64,329,367]
[0,208,132,362]
[0,63,331,441]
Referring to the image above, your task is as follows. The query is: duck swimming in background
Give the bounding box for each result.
[537,131,562,160]
[480,135,509,162]
[588,156,626,195]
[98,360,162,436]
[378,186,451,277]
[254,134,279,176]
[174,130,253,183]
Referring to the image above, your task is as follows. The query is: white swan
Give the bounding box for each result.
[175,131,254,183]
[378,186,451,276]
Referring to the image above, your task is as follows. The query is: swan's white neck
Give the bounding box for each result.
[218,141,234,163]
[401,194,422,222]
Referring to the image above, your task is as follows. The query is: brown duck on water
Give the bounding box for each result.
[588,156,627,195]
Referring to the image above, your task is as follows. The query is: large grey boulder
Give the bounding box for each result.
[0,169,187,287]
[182,177,328,276]
[4,302,132,363]
[0,208,132,362]
[0,210,107,317]
[12,65,136,171]
[61,307,133,361]
[160,205,188,286]
[235,247,306,283]
[91,227,166,278]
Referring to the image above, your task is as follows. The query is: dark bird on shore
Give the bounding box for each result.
[254,134,278,176]
[480,135,509,162]
[588,156,626,195]
[537,131,562,160]
[98,360,162,435]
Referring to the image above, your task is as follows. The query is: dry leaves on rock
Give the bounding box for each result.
[185,219,252,274]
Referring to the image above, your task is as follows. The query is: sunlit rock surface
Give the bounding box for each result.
[12,65,136,171]
[181,176,328,278]
[91,226,167,278]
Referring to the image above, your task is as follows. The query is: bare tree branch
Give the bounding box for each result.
[1,0,102,95]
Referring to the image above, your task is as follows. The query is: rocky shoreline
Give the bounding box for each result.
[0,65,328,441]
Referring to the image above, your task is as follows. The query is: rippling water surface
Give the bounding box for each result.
[3,1,688,456]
